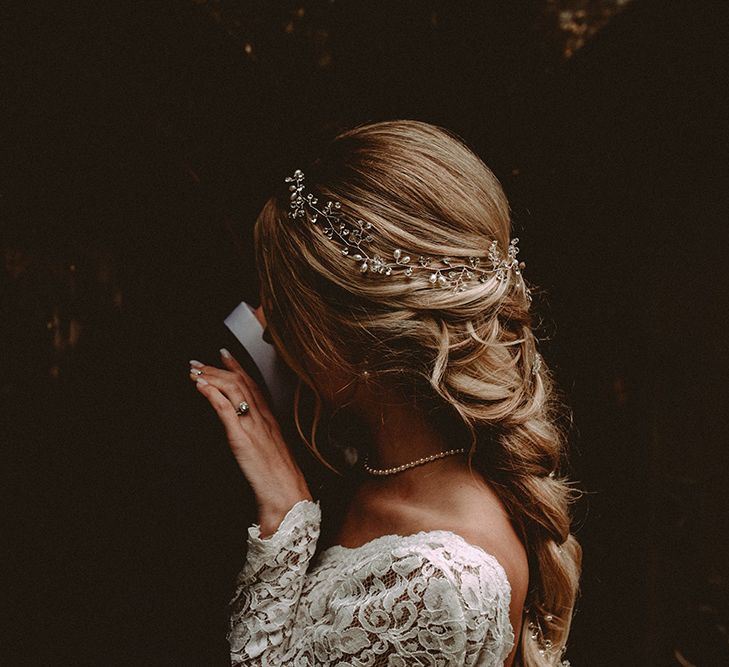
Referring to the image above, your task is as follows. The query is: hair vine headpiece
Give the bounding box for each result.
[285,169,532,302]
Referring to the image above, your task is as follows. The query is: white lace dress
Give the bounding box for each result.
[227,499,515,666]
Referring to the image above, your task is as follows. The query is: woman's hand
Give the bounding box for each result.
[189,348,312,538]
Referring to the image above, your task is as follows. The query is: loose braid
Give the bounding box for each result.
[428,297,583,665]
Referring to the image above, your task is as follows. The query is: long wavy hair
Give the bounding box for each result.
[253,119,582,666]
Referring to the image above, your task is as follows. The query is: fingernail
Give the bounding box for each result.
[196,378,209,386]
[220,348,232,359]
[189,360,204,368]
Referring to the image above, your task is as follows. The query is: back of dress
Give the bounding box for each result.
[228,499,514,666]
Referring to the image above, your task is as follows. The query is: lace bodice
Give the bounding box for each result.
[227,499,515,666]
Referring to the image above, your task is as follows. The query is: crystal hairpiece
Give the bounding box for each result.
[285,169,531,301]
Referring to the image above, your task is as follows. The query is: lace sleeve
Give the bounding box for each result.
[286,538,514,666]
[227,498,321,665]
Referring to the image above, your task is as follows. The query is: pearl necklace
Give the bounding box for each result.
[362,448,467,476]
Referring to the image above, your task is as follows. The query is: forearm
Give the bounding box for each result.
[228,498,321,664]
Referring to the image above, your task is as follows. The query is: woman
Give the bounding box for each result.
[189,120,582,666]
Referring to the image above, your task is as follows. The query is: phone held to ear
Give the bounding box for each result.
[223,301,296,425]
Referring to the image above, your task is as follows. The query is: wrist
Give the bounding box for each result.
[258,491,313,539]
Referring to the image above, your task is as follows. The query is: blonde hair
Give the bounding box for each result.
[254,119,582,665]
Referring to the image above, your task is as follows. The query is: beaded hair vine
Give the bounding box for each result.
[285,169,532,301]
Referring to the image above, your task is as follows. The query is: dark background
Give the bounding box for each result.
[3,1,729,665]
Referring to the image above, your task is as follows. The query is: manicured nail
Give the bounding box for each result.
[196,378,209,386]
[220,348,232,359]
[189,360,204,368]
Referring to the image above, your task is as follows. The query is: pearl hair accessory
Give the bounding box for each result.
[285,169,532,301]
[532,352,542,376]
[527,611,572,665]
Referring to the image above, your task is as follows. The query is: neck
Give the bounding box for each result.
[347,384,470,486]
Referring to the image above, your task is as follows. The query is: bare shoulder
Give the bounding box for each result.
[351,470,528,628]
[355,473,529,593]
[430,482,527,605]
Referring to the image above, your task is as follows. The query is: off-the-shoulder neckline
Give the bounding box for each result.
[318,528,510,580]
[294,499,511,590]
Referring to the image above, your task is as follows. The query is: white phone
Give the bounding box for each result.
[223,301,296,424]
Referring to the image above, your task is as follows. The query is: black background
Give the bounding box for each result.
[3,1,729,665]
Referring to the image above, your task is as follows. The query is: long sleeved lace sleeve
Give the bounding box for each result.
[227,498,322,665]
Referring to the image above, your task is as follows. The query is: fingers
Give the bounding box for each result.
[189,364,254,417]
[193,378,251,447]
[219,348,271,413]
[188,350,276,430]
[190,356,286,472]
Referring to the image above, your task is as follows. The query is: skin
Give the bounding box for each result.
[190,303,527,667]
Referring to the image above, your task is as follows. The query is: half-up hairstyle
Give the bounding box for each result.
[253,119,582,666]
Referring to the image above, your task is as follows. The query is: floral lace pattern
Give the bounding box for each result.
[228,499,514,666]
